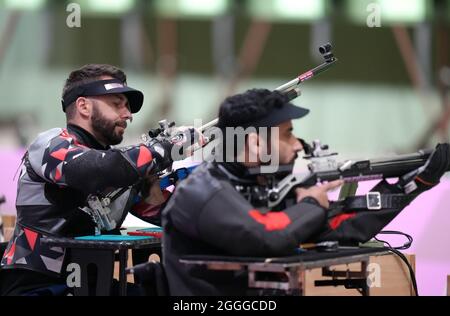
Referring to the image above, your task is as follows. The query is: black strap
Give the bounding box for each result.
[342,193,412,211]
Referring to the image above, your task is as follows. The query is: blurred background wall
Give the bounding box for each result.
[0,0,449,295]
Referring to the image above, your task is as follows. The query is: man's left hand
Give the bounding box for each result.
[415,143,450,188]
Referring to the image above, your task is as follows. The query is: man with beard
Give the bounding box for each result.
[0,64,200,295]
[162,88,450,295]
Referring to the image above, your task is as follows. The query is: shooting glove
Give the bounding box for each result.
[418,143,450,184]
[148,138,175,172]
[400,143,450,193]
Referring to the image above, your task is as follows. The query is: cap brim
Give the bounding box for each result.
[284,103,310,120]
[104,87,144,113]
[249,103,309,127]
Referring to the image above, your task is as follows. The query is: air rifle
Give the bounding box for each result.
[244,140,448,209]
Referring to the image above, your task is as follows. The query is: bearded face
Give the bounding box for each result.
[91,101,127,145]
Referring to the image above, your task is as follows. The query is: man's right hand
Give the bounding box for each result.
[295,180,344,209]
[168,126,206,161]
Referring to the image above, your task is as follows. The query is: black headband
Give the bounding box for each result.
[61,78,144,113]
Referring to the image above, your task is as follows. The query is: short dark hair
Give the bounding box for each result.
[217,89,288,128]
[63,64,127,119]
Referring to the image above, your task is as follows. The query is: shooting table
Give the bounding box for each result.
[41,233,161,296]
[180,247,391,296]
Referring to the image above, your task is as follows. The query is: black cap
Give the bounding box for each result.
[248,102,309,128]
[61,78,144,113]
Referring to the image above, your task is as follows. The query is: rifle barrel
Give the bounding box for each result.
[198,48,338,133]
[199,119,218,131]
[313,150,440,183]
[275,59,337,93]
